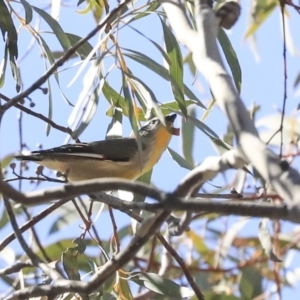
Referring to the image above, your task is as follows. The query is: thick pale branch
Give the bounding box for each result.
[161,0,300,206]
[0,178,164,205]
[175,149,246,197]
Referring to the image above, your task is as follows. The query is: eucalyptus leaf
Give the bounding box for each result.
[32,6,71,51]
[20,0,33,24]
[160,19,186,116]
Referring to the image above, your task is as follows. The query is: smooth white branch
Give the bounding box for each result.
[161,0,300,209]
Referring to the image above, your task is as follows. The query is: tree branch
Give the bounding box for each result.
[160,0,300,207]
[2,0,134,111]
[0,93,74,137]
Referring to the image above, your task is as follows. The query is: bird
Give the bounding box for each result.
[15,114,179,182]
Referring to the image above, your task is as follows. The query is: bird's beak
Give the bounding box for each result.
[165,114,177,123]
[165,114,180,136]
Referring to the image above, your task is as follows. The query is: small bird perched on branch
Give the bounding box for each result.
[15,114,180,182]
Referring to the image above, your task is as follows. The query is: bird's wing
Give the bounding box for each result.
[16,138,139,162]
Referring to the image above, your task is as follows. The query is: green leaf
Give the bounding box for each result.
[32,6,71,51]
[167,147,193,170]
[126,72,165,123]
[72,237,87,254]
[37,34,73,106]
[134,169,152,203]
[188,116,232,153]
[38,34,53,135]
[239,267,263,299]
[2,153,14,170]
[61,247,81,280]
[218,28,242,93]
[0,0,21,91]
[0,0,18,60]
[72,79,104,138]
[244,0,277,38]
[0,207,9,230]
[182,106,196,166]
[160,19,186,117]
[0,43,8,88]
[131,272,195,298]
[203,292,240,300]
[123,27,171,66]
[20,0,33,24]
[123,50,169,80]
[10,56,21,92]
[294,70,300,88]
[160,99,201,115]
[122,73,139,138]
[129,1,160,23]
[66,33,94,60]
[183,52,197,77]
[186,231,214,265]
[183,85,205,108]
[45,78,53,135]
[102,78,146,120]
[188,116,221,140]
[106,108,123,138]
[116,271,134,300]
[123,50,205,109]
[85,257,98,274]
[201,98,216,122]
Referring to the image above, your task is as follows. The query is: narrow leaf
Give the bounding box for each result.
[61,248,81,280]
[32,6,71,51]
[129,1,160,23]
[160,19,186,117]
[38,34,73,106]
[20,0,33,24]
[239,267,263,299]
[160,99,200,115]
[45,77,53,135]
[106,109,123,139]
[66,33,94,60]
[244,0,277,38]
[127,72,165,124]
[0,0,18,60]
[0,44,8,88]
[182,106,196,166]
[131,272,195,298]
[9,57,21,92]
[167,147,193,170]
[73,79,104,137]
[218,28,242,93]
[124,50,205,108]
[294,71,300,88]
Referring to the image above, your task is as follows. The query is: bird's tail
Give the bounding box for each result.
[14,153,43,162]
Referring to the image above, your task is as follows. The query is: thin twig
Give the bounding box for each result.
[157,232,205,300]
[2,0,134,111]
[0,93,74,137]
[2,196,63,281]
[0,199,70,251]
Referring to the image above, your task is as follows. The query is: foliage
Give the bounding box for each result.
[0,0,300,299]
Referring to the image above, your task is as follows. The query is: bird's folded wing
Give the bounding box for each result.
[17,138,139,162]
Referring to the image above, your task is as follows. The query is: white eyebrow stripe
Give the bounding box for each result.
[43,153,106,159]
